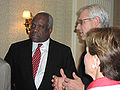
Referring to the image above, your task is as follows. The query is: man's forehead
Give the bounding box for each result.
[35,15,48,20]
[79,9,88,19]
[33,15,49,23]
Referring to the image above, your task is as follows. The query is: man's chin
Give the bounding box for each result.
[80,34,86,40]
[31,38,46,42]
[32,40,39,42]
[31,37,39,42]
[81,37,86,40]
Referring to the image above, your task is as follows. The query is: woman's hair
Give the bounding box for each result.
[86,27,120,81]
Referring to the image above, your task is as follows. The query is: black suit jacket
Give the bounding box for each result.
[4,39,77,90]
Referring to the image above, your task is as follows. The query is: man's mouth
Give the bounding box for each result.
[80,32,84,36]
[80,32,83,34]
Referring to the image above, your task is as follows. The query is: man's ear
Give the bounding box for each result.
[49,28,52,33]
[93,16,100,27]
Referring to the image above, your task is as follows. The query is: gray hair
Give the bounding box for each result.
[78,4,109,27]
[33,12,53,29]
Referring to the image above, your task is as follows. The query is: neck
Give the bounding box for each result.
[95,72,104,80]
[90,67,104,80]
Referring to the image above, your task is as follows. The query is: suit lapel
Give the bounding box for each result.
[38,39,55,89]
[45,39,54,71]
[24,39,36,88]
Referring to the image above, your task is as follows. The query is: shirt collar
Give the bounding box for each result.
[32,38,50,51]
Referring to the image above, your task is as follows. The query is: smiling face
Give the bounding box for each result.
[30,15,52,42]
[76,9,97,40]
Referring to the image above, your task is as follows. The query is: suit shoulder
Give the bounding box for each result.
[8,39,31,51]
[12,39,31,44]
[51,40,70,49]
[11,39,31,46]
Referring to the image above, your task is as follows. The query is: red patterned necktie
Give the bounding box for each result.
[32,44,42,79]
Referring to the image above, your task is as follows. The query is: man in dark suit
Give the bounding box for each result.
[4,12,77,90]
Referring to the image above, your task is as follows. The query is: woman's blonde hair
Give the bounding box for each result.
[86,27,120,81]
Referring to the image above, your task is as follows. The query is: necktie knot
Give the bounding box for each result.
[38,44,42,48]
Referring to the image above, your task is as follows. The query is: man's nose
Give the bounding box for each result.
[34,26,39,32]
[76,24,81,31]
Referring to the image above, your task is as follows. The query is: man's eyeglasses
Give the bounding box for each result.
[77,18,93,25]
[30,23,47,30]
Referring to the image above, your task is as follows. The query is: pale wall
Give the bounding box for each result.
[0,0,73,58]
[0,0,114,68]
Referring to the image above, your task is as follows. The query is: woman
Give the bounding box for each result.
[52,27,120,90]
[85,27,120,89]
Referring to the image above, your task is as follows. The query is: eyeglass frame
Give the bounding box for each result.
[77,18,93,25]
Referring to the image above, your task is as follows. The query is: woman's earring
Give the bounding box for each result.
[91,64,96,69]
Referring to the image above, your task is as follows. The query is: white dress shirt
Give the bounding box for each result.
[32,39,49,89]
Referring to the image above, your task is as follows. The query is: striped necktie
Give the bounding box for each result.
[32,44,42,79]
